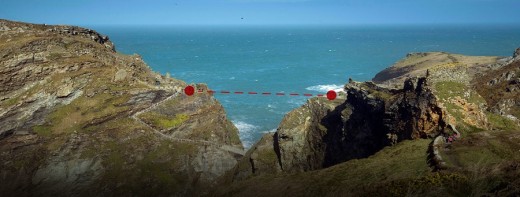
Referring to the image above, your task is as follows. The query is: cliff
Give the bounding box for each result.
[228,75,448,177]
[2,19,519,196]
[0,19,243,196]
[218,49,520,196]
[372,52,503,88]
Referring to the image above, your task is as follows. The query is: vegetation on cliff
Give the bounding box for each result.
[218,49,520,196]
[1,19,519,196]
[0,19,242,196]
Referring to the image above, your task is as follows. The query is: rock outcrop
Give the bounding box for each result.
[228,133,282,182]
[230,75,449,178]
[372,52,501,88]
[474,57,520,120]
[373,49,520,132]
[219,49,520,197]
[0,19,242,196]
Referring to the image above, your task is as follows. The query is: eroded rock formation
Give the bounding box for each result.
[0,19,242,196]
[231,75,449,178]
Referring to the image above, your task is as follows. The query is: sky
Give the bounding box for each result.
[1,0,519,26]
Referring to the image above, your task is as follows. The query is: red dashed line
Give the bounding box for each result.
[184,86,336,100]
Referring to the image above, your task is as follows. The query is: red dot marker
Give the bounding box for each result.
[326,90,337,100]
[184,85,195,96]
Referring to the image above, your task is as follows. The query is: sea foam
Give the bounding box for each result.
[306,84,345,93]
[232,120,258,148]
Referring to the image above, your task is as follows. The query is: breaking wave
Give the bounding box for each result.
[232,120,258,148]
[306,84,344,93]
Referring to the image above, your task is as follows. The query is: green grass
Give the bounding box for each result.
[48,93,130,134]
[457,123,485,137]
[91,134,198,196]
[435,81,493,133]
[218,131,520,196]
[371,90,394,101]
[1,97,20,108]
[435,81,486,104]
[442,130,519,168]
[226,120,242,145]
[257,147,278,165]
[444,102,464,120]
[435,81,466,100]
[0,81,47,109]
[47,52,62,60]
[486,113,519,131]
[158,114,189,128]
[436,130,520,196]
[435,82,466,126]
[215,139,436,196]
[32,125,53,137]
[139,112,189,130]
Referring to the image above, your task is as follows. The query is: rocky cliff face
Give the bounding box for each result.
[474,58,520,121]
[0,19,242,196]
[373,49,520,132]
[229,50,520,180]
[220,49,520,196]
[229,75,449,178]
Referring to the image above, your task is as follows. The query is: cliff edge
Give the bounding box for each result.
[0,19,243,196]
[217,49,520,196]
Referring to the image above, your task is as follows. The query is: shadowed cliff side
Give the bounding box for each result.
[225,74,450,182]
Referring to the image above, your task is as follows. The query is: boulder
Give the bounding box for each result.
[56,78,74,98]
[114,69,128,82]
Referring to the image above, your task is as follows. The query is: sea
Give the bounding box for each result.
[93,25,520,148]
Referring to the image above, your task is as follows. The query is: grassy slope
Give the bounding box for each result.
[373,52,499,85]
[216,129,520,196]
[215,53,520,197]
[214,139,434,196]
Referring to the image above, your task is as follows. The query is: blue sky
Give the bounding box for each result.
[1,0,519,25]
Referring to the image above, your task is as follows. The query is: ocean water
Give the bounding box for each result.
[94,25,520,148]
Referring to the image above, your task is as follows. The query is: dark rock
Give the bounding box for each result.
[262,77,448,172]
[488,78,498,86]
[403,77,417,92]
[319,77,445,167]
